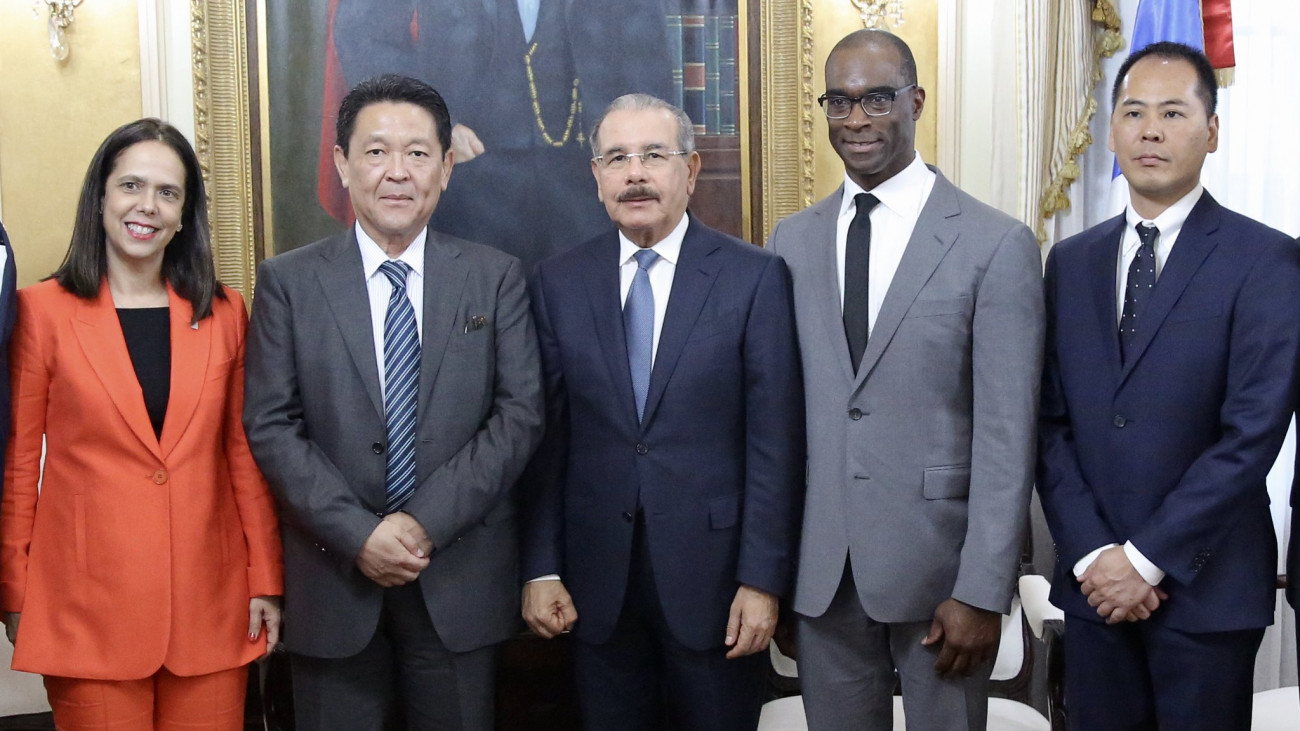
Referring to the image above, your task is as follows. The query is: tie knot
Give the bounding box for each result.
[379,260,413,290]
[1136,223,1159,248]
[633,249,659,271]
[854,193,880,219]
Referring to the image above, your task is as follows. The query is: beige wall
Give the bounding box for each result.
[0,3,142,287]
[810,0,939,201]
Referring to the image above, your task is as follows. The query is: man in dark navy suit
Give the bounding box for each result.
[1038,42,1300,730]
[520,94,804,731]
[0,220,16,475]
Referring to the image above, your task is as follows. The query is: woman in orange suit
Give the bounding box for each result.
[0,118,283,730]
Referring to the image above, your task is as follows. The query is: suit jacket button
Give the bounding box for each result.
[636,443,649,455]
[848,408,863,420]
[622,511,634,523]
[1113,415,1127,428]
[152,469,168,485]
[372,442,385,454]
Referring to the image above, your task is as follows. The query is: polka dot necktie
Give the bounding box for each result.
[1120,223,1159,364]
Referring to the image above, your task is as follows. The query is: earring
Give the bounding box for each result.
[177,223,183,231]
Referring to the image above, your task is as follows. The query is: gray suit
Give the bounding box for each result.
[243,227,543,724]
[767,170,1044,729]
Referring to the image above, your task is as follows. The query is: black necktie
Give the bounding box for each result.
[1120,222,1159,363]
[844,193,879,373]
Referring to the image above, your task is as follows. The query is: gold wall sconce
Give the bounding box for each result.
[851,0,906,29]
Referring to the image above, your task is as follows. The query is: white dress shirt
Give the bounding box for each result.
[618,212,689,366]
[1113,184,1203,325]
[835,152,937,332]
[356,223,426,395]
[1076,184,1206,586]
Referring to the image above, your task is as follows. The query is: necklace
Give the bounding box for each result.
[524,42,583,146]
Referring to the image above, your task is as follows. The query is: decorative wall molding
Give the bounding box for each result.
[757,0,815,243]
[191,0,257,298]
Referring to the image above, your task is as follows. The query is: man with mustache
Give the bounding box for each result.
[520,93,805,730]
[766,30,1044,729]
[1038,42,1300,729]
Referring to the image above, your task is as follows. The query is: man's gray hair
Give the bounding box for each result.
[589,93,696,157]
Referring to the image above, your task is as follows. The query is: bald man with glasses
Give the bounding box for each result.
[766,30,1044,729]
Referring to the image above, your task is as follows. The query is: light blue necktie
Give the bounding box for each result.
[624,249,659,422]
[517,0,539,43]
[380,260,420,512]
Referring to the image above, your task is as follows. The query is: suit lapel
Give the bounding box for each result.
[419,230,470,412]
[582,234,640,424]
[71,285,163,459]
[316,232,385,419]
[1118,193,1222,384]
[158,286,211,457]
[1086,216,1125,381]
[641,220,722,426]
[854,172,961,387]
[806,190,858,384]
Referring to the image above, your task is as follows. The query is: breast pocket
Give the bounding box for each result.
[904,297,971,319]
[1165,302,1222,325]
[687,311,741,343]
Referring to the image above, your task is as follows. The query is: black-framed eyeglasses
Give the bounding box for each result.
[592,149,690,171]
[817,84,917,119]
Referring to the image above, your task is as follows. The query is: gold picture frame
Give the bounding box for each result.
[191,0,814,298]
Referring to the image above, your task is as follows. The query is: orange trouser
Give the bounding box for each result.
[43,664,248,731]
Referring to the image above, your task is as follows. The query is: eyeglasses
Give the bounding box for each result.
[817,84,917,119]
[592,149,690,171]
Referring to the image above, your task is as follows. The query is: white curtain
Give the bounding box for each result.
[1015,0,1120,243]
[1045,0,1300,691]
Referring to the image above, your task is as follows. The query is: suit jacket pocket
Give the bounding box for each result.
[708,492,742,529]
[446,327,489,352]
[922,465,971,499]
[1166,302,1222,324]
[687,311,741,342]
[904,296,971,319]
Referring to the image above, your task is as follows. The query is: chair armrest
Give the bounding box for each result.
[1018,575,1064,640]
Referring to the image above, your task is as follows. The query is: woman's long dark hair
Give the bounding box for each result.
[51,118,224,321]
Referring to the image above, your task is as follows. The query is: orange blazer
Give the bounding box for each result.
[0,280,282,679]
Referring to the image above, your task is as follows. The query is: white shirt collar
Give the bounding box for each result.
[839,151,933,220]
[1123,184,1204,243]
[356,224,428,280]
[619,212,689,267]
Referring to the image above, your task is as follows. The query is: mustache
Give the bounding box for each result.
[618,186,660,202]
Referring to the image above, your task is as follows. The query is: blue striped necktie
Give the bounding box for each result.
[624,249,659,422]
[379,260,420,512]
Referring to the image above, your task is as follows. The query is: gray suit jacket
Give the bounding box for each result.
[243,227,544,657]
[767,169,1044,622]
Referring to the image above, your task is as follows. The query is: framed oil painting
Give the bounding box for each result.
[191,0,816,295]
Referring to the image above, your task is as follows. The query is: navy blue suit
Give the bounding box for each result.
[1038,193,1300,729]
[522,217,804,729]
[1291,237,1300,704]
[0,221,16,476]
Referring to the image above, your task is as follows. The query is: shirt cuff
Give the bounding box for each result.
[1072,544,1118,578]
[1123,541,1165,585]
[526,574,561,583]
